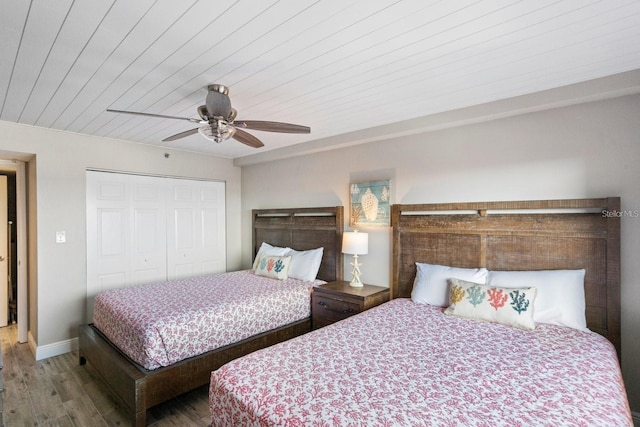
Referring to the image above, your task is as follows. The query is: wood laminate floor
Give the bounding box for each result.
[0,324,211,426]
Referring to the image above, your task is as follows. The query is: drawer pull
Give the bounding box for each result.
[318,301,356,315]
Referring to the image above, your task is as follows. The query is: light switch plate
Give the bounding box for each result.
[56,231,66,243]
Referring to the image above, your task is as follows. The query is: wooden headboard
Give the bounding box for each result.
[391,198,621,358]
[252,206,344,282]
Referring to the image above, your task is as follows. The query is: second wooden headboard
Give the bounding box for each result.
[252,206,344,282]
[391,198,621,358]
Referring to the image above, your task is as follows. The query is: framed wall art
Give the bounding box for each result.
[349,179,390,227]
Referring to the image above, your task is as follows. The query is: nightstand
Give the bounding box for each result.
[312,280,390,329]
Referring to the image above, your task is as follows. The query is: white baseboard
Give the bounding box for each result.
[30,334,79,361]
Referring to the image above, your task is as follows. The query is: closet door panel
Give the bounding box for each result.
[87,172,131,321]
[96,207,129,289]
[199,182,226,273]
[90,174,131,293]
[130,176,166,286]
[132,208,166,284]
[171,206,196,279]
[166,179,226,280]
[201,206,225,273]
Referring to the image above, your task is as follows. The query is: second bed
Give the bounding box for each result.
[79,206,344,426]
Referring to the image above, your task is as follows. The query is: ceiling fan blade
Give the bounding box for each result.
[107,109,200,123]
[234,120,310,134]
[232,128,264,148]
[162,128,199,142]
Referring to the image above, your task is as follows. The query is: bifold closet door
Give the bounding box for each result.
[165,178,226,280]
[86,171,167,290]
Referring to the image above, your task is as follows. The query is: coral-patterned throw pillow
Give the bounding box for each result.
[254,255,292,280]
[444,278,537,330]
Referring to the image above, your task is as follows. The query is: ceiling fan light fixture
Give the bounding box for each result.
[198,122,236,143]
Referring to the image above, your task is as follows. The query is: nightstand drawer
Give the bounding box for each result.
[313,294,360,324]
[311,281,389,329]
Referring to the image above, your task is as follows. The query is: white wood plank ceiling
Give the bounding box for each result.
[2,0,640,159]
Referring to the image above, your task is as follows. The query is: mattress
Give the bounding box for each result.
[93,270,320,370]
[209,298,632,426]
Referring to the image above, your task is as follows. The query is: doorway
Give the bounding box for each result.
[0,159,27,343]
[0,172,16,326]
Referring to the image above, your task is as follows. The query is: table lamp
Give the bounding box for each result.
[342,230,369,287]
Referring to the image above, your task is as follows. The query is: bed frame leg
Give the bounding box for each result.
[134,411,146,427]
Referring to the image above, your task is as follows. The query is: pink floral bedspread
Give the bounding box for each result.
[93,270,320,370]
[209,298,632,426]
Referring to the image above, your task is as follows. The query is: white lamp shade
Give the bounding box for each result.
[342,231,368,255]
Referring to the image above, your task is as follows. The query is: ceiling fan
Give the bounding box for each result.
[107,84,310,148]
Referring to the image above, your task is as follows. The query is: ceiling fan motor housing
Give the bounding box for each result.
[206,85,232,119]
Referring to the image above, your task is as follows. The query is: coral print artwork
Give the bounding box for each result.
[350,180,390,227]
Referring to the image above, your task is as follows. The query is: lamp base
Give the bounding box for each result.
[349,254,363,287]
[349,278,364,288]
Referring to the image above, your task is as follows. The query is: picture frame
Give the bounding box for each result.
[349,179,390,227]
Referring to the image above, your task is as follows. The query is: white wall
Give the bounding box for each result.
[241,94,640,414]
[0,121,242,357]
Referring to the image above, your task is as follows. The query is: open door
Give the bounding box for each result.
[16,160,27,343]
[0,159,28,342]
[0,175,7,327]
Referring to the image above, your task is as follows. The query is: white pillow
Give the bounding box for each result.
[411,262,489,307]
[255,255,291,280]
[444,278,537,331]
[286,247,324,282]
[252,242,290,270]
[486,269,587,331]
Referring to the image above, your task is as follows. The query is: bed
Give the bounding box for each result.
[78,206,343,427]
[208,197,632,426]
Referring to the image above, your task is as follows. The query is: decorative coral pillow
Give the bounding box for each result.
[254,255,291,280]
[252,242,290,270]
[444,278,537,330]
